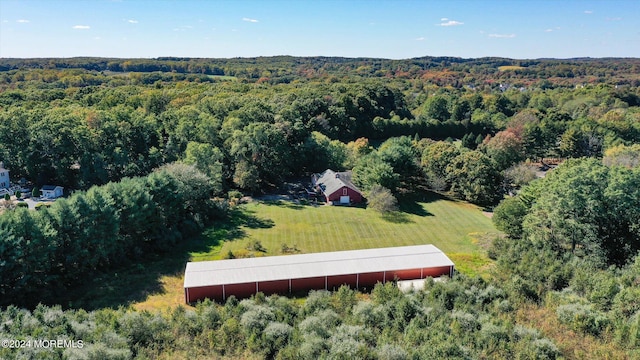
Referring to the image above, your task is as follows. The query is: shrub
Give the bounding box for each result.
[376,344,408,360]
[556,303,610,335]
[302,290,333,315]
[529,338,560,360]
[246,240,266,252]
[16,202,28,208]
[450,311,480,334]
[239,305,275,336]
[298,334,327,360]
[366,185,398,213]
[263,322,293,356]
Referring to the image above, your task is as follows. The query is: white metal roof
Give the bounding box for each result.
[184,244,454,288]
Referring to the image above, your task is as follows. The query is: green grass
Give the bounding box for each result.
[191,192,500,276]
[63,191,499,311]
[498,65,526,71]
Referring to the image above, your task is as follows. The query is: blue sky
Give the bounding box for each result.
[1,0,638,59]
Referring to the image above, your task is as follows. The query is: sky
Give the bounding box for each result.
[0,0,638,60]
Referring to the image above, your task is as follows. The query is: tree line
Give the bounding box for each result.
[1,56,639,86]
[0,163,224,307]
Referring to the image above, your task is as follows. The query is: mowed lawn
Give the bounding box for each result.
[190,192,500,276]
[131,192,499,310]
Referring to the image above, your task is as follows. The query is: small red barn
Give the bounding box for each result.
[184,244,455,303]
[312,169,363,204]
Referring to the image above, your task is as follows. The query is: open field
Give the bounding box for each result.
[191,191,499,273]
[63,192,500,311]
[498,65,526,71]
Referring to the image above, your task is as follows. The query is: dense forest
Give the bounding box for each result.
[0,56,639,359]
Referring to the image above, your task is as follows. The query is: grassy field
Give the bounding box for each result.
[191,191,499,275]
[64,191,499,311]
[498,65,526,71]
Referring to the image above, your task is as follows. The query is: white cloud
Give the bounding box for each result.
[488,33,516,38]
[606,17,622,21]
[584,10,593,14]
[127,19,138,24]
[242,17,259,23]
[439,20,463,26]
[416,37,425,41]
[73,25,90,29]
[16,19,30,23]
[545,29,553,32]
[441,17,448,21]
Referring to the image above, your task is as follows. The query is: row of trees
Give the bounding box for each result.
[0,163,224,307]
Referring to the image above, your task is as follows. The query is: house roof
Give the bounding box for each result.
[314,169,361,196]
[184,244,454,288]
[41,185,63,191]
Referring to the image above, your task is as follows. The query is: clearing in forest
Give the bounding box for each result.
[69,191,499,311]
[191,191,499,277]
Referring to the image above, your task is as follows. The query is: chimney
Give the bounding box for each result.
[335,173,340,178]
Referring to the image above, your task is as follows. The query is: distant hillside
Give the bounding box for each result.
[1,56,639,86]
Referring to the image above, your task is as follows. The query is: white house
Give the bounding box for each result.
[0,162,9,189]
[41,185,64,199]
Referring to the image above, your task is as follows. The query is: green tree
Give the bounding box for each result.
[229,122,291,190]
[423,95,450,122]
[184,142,225,195]
[353,153,400,192]
[493,197,528,238]
[421,141,461,191]
[447,151,503,205]
[482,130,525,171]
[377,136,420,182]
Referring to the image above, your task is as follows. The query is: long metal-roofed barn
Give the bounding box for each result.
[184,244,454,303]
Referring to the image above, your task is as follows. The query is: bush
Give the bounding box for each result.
[263,322,293,355]
[246,240,266,252]
[556,303,610,335]
[16,202,28,208]
[366,185,398,213]
[376,344,408,360]
[298,334,327,360]
[529,338,560,360]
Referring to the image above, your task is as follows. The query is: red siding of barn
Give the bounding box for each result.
[186,285,224,303]
[326,186,363,203]
[184,265,455,303]
[225,282,257,299]
[258,279,290,295]
[422,266,453,278]
[327,274,358,290]
[291,276,326,293]
[389,268,423,280]
[357,271,386,288]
